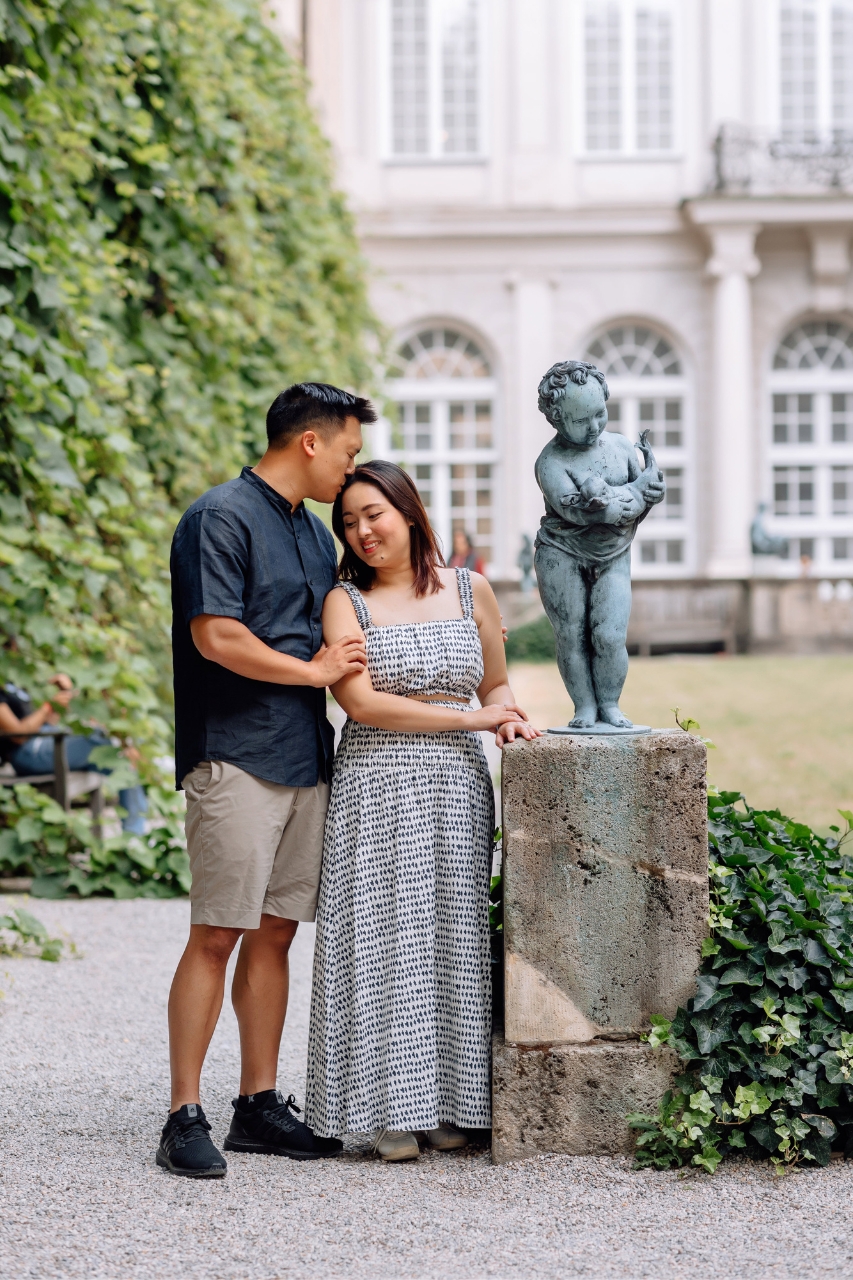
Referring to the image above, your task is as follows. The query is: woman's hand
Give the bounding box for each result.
[495,718,543,747]
[465,703,526,733]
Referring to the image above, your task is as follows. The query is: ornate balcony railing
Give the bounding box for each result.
[714,123,853,196]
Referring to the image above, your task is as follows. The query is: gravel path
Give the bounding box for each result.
[1,898,852,1280]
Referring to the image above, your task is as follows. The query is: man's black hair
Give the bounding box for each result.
[266,382,377,448]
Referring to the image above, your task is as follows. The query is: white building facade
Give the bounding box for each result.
[268,0,853,643]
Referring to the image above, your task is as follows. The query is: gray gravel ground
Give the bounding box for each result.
[1,899,852,1280]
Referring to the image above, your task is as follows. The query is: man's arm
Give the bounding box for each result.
[190,616,366,688]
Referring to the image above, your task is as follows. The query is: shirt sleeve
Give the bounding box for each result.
[172,509,249,625]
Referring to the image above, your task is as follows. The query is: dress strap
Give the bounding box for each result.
[454,566,475,620]
[336,581,372,630]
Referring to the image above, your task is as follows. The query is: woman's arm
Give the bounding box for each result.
[323,588,525,735]
[471,575,542,747]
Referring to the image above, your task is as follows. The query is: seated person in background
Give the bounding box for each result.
[0,674,147,835]
[449,528,486,576]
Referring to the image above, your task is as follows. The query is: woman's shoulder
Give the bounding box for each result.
[325,582,361,611]
[323,582,367,634]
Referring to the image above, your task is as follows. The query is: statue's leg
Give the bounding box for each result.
[534,545,597,727]
[589,550,633,728]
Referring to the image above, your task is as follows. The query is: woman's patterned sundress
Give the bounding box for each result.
[305,567,494,1137]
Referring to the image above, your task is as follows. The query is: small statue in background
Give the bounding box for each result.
[534,360,665,731]
[517,533,535,594]
[750,503,789,558]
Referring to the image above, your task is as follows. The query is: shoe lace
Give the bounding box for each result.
[173,1114,212,1148]
[262,1093,303,1131]
[266,1092,301,1117]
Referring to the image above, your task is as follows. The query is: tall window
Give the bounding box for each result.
[387,0,483,159]
[384,327,497,567]
[779,1,853,142]
[584,324,692,575]
[766,319,853,568]
[583,1,675,154]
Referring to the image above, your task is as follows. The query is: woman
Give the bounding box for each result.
[449,528,486,577]
[305,460,540,1162]
[0,674,147,833]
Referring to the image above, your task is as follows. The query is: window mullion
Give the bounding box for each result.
[623,0,637,154]
[817,0,832,136]
[623,395,639,442]
[429,0,442,158]
[816,390,830,447]
[432,399,451,555]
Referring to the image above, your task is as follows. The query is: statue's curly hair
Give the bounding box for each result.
[537,360,609,428]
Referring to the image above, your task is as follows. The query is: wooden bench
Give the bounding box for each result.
[0,731,104,828]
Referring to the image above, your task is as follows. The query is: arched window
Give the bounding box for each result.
[767,319,853,569]
[584,323,692,575]
[383,326,498,567]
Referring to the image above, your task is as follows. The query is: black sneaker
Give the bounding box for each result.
[156,1103,227,1178]
[223,1089,343,1161]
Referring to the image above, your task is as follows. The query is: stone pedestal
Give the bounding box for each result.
[492,730,707,1163]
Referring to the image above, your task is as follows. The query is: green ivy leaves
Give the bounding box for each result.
[631,789,853,1173]
[0,779,190,897]
[0,0,377,767]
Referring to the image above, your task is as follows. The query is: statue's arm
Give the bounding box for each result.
[612,436,666,515]
[535,450,589,526]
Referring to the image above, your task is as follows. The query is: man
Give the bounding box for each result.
[158,382,375,1178]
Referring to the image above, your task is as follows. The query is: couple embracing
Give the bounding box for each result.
[158,382,539,1177]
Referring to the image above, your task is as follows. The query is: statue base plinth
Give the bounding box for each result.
[547,723,651,735]
[491,1033,680,1163]
[493,731,707,1164]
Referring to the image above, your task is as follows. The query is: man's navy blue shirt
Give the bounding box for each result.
[170,467,337,789]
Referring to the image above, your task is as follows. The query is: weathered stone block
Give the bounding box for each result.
[492,1034,681,1163]
[502,730,707,1044]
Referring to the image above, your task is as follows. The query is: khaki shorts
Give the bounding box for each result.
[183,761,329,930]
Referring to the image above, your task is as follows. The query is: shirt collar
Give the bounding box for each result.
[239,466,302,518]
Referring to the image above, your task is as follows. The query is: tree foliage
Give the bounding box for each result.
[629,790,853,1173]
[0,0,377,764]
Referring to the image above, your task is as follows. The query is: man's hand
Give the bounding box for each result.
[307,636,367,687]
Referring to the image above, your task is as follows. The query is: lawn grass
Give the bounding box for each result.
[507,655,853,834]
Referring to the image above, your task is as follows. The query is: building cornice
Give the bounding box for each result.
[355,195,853,243]
[355,205,687,242]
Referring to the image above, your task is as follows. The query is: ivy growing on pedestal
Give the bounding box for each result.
[0,0,377,765]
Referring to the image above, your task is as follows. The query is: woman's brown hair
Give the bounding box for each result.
[332,460,445,597]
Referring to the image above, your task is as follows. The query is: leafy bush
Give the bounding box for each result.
[629,789,853,1173]
[0,780,189,897]
[504,614,556,664]
[0,0,376,767]
[0,904,64,959]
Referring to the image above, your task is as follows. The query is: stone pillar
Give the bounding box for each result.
[704,224,760,580]
[492,731,707,1164]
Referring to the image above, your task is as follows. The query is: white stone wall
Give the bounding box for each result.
[267,1,853,589]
